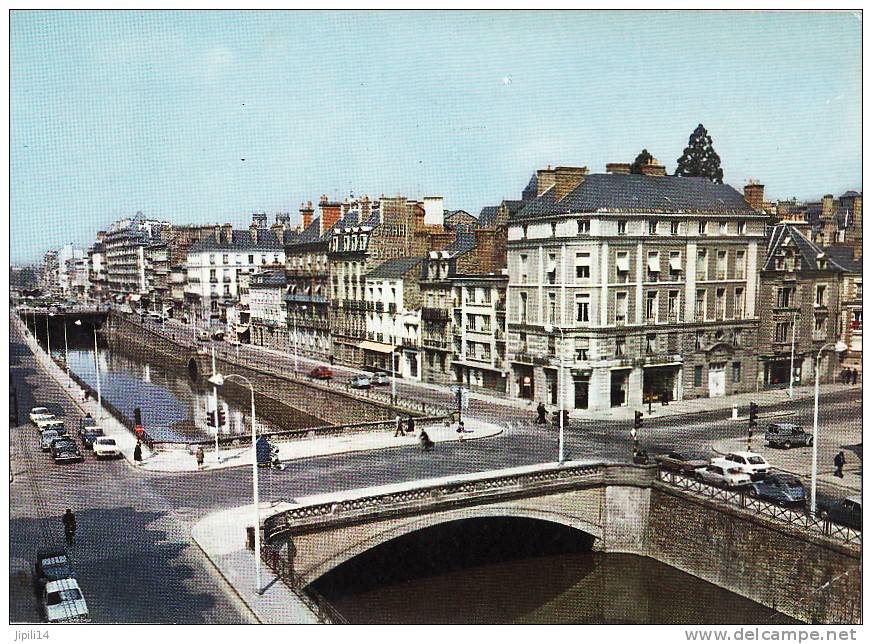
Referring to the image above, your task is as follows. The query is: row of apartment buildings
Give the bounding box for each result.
[52,164,861,412]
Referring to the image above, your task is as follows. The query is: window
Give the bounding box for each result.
[732,362,742,383]
[576,294,590,323]
[814,316,827,340]
[649,220,658,235]
[735,250,746,279]
[645,333,657,355]
[716,288,726,319]
[775,321,790,342]
[719,221,727,236]
[737,222,747,235]
[776,287,795,308]
[551,222,557,237]
[519,292,528,323]
[815,284,827,307]
[575,252,591,280]
[209,254,216,265]
[548,335,556,356]
[668,290,680,319]
[547,292,556,325]
[695,289,707,320]
[546,254,557,284]
[645,291,658,322]
[617,220,627,235]
[670,221,680,236]
[522,224,528,239]
[734,287,745,318]
[694,366,703,387]
[696,249,708,280]
[519,254,529,283]
[734,329,744,346]
[698,221,708,236]
[615,251,630,282]
[615,336,626,357]
[577,220,590,235]
[647,252,660,281]
[222,254,229,264]
[716,251,727,279]
[575,338,590,361]
[668,251,682,279]
[695,330,705,350]
[615,291,629,324]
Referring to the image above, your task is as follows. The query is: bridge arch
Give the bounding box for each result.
[298,504,603,586]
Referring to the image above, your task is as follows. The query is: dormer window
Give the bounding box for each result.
[577,220,590,235]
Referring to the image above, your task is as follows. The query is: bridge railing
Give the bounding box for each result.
[263,463,605,542]
[656,470,861,546]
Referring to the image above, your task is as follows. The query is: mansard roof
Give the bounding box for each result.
[368,257,424,279]
[190,229,285,252]
[764,224,840,272]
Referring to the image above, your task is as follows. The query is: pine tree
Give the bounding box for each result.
[629,149,653,174]
[674,124,724,184]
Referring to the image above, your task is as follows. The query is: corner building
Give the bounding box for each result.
[506,164,768,412]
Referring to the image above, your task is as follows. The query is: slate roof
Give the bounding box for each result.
[521,173,538,202]
[444,230,477,255]
[826,245,862,273]
[249,270,287,288]
[513,173,757,220]
[840,190,860,199]
[478,206,500,227]
[285,217,325,246]
[367,257,424,279]
[189,229,285,252]
[764,224,839,272]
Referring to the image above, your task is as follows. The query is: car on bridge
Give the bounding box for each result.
[765,423,813,449]
[308,366,332,380]
[371,372,390,386]
[29,407,55,427]
[93,437,121,459]
[717,452,770,480]
[818,496,862,530]
[696,463,751,488]
[748,473,807,507]
[50,438,84,464]
[654,451,708,474]
[350,374,372,389]
[41,578,89,623]
[34,548,74,591]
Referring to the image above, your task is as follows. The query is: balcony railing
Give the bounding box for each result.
[422,307,450,322]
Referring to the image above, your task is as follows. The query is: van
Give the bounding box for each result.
[765,422,813,448]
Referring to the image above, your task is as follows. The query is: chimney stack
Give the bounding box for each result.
[300,201,314,231]
[744,182,765,211]
[222,223,233,244]
[536,166,556,197]
[640,161,667,176]
[606,162,631,174]
[249,221,258,245]
[319,197,342,235]
[822,194,834,218]
[423,196,444,226]
[554,166,588,201]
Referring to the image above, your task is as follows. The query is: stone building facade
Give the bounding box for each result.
[249,270,290,351]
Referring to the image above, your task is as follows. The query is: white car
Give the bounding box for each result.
[93,437,121,459]
[42,577,89,623]
[30,407,57,429]
[696,463,752,488]
[717,452,770,480]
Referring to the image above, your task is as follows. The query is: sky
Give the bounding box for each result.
[10,10,862,264]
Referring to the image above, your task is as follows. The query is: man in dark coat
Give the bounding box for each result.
[134,440,143,465]
[834,451,846,478]
[536,402,547,424]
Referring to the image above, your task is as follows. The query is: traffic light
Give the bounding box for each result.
[749,402,759,427]
[634,410,644,429]
[217,408,226,427]
[206,412,216,427]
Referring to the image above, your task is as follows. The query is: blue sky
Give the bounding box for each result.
[10,10,862,264]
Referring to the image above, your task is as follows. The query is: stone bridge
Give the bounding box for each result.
[261,462,861,624]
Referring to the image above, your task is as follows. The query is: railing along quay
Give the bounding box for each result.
[656,470,861,546]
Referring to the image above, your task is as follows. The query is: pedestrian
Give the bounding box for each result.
[536,402,547,425]
[62,509,76,545]
[394,416,404,437]
[81,389,89,403]
[407,416,415,435]
[196,445,205,469]
[834,451,845,478]
[133,440,143,465]
[852,368,858,385]
[419,430,434,451]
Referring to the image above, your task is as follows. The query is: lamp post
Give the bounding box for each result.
[291,304,307,374]
[45,315,52,361]
[788,311,797,398]
[207,372,262,594]
[75,320,103,420]
[543,323,566,465]
[50,313,70,379]
[811,340,848,516]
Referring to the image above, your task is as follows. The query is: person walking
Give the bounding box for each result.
[394,416,404,437]
[133,440,143,465]
[62,509,76,545]
[536,402,547,425]
[407,416,415,435]
[852,368,858,385]
[196,445,205,469]
[834,451,846,478]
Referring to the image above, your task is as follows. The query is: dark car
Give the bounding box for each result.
[818,496,862,530]
[77,416,99,438]
[50,439,83,464]
[308,366,332,380]
[350,374,372,389]
[34,548,74,590]
[654,451,708,474]
[748,473,807,507]
[765,422,813,449]
[80,428,104,450]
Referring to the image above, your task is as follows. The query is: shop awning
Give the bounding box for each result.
[358,340,395,353]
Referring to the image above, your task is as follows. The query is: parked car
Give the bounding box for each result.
[40,430,63,452]
[40,419,66,436]
[718,452,770,480]
[371,372,390,386]
[350,374,372,389]
[50,439,83,464]
[148,312,164,322]
[308,366,332,380]
[818,495,862,530]
[29,407,55,426]
[696,463,752,488]
[81,427,105,450]
[211,330,225,341]
[655,451,708,474]
[34,548,74,590]
[42,578,89,623]
[749,473,807,507]
[765,422,813,449]
[78,416,99,437]
[196,330,210,342]
[93,437,121,459]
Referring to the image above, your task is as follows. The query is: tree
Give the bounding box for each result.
[629,149,654,174]
[674,124,724,184]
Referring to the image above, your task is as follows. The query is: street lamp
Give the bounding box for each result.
[207,371,262,595]
[543,323,566,465]
[788,311,797,398]
[811,340,848,516]
[49,312,70,379]
[291,304,307,374]
[75,319,103,420]
[45,314,52,361]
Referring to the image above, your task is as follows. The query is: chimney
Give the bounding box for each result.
[423,196,444,226]
[640,162,667,176]
[606,162,631,174]
[744,182,765,211]
[222,223,233,244]
[319,198,342,236]
[554,166,588,201]
[249,222,258,245]
[537,166,556,197]
[300,201,314,231]
[822,194,834,218]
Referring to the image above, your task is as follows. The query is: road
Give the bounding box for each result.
[9,317,861,623]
